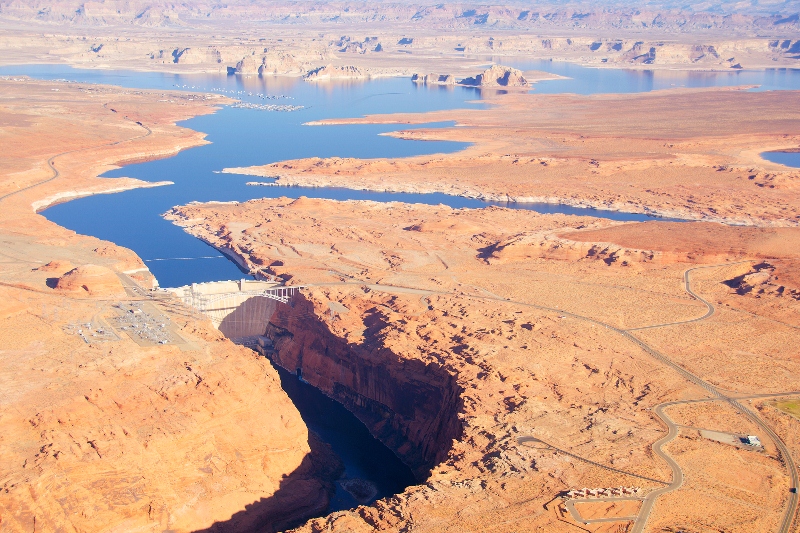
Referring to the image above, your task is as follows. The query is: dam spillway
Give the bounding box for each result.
[164,279,302,341]
[163,278,420,512]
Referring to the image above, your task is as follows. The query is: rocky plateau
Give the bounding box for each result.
[165,196,800,532]
[1,1,800,532]
[0,78,342,532]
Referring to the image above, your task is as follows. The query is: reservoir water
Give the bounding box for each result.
[494,58,800,94]
[4,62,800,517]
[0,62,731,288]
[5,64,800,287]
[762,151,800,168]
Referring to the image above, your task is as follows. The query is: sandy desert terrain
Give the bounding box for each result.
[1,0,800,532]
[164,196,800,532]
[0,78,345,532]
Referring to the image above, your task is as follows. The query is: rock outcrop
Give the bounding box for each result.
[54,264,128,296]
[303,64,368,81]
[725,261,800,300]
[171,46,222,65]
[412,73,456,85]
[231,54,263,76]
[225,50,331,76]
[460,65,527,87]
[336,36,383,54]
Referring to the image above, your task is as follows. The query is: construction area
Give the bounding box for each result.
[559,487,644,526]
[565,487,642,499]
[109,302,183,346]
[698,429,764,450]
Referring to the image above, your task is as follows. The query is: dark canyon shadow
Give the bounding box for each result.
[266,294,464,479]
[193,292,463,531]
[191,432,342,533]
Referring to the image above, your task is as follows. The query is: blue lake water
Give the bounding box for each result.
[762,151,800,168]
[490,58,800,94]
[5,62,800,518]
[1,63,705,288]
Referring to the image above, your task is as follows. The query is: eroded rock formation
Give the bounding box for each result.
[166,196,800,532]
[54,264,128,296]
[461,65,528,87]
[304,64,368,81]
[412,72,456,85]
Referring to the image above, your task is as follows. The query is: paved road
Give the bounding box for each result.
[730,397,799,533]
[626,261,751,332]
[315,265,799,533]
[517,436,669,485]
[733,391,800,401]
[0,113,151,204]
[630,401,686,533]
[625,265,799,533]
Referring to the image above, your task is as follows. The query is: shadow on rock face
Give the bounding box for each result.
[267,293,464,480]
[217,295,279,339]
[192,433,343,533]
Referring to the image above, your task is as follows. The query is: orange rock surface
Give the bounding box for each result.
[0,79,338,532]
[1,5,800,530]
[166,197,800,532]
[231,87,800,226]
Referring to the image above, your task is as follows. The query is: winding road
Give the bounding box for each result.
[627,264,798,533]
[508,263,798,533]
[315,263,799,532]
[626,262,749,332]
[0,112,152,204]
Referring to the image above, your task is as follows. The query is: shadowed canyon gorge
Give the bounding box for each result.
[1,0,800,532]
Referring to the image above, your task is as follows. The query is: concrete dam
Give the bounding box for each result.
[164,279,303,342]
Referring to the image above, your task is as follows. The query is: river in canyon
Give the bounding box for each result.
[4,62,800,518]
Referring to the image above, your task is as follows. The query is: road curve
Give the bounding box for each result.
[630,402,685,533]
[0,114,152,204]
[627,261,751,331]
[314,264,799,533]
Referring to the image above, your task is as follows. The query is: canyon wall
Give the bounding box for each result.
[266,293,463,479]
[0,78,344,533]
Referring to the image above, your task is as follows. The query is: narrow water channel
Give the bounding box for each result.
[272,363,417,512]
